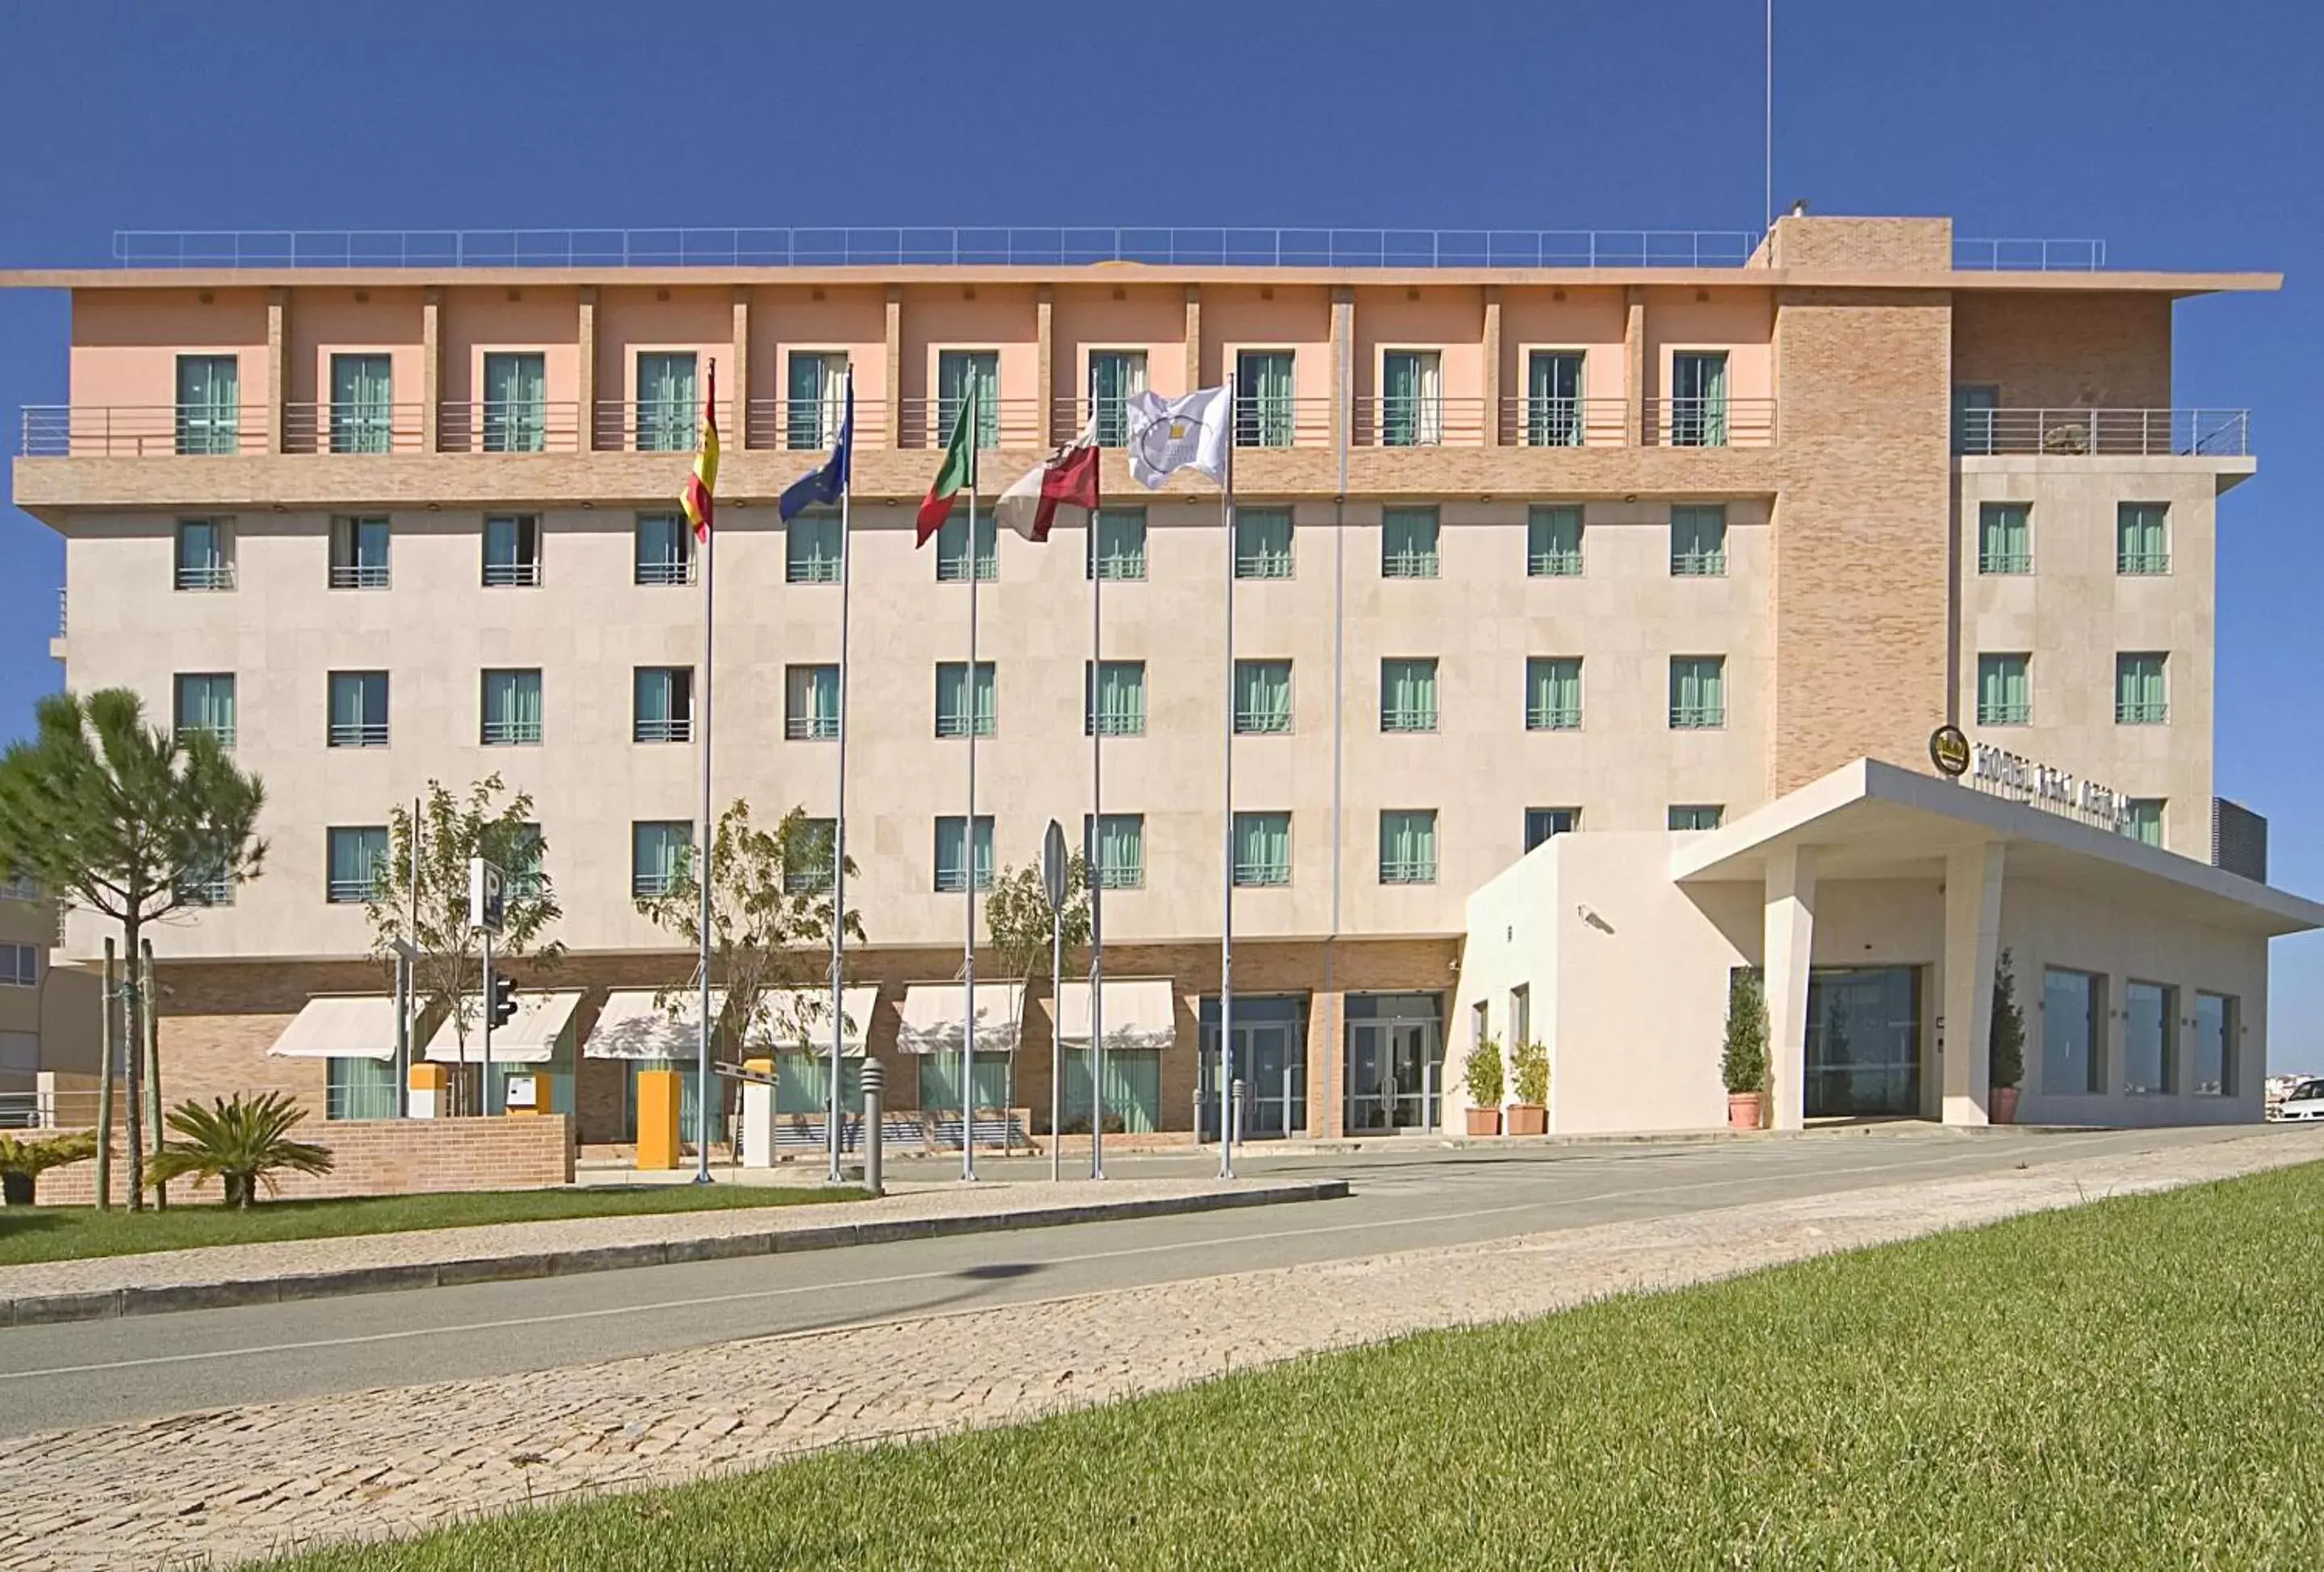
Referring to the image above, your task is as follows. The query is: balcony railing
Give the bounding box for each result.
[785,715,840,740]
[634,717,693,743]
[1379,857,1438,885]
[174,562,236,591]
[482,560,542,587]
[1501,398,1631,449]
[438,400,584,454]
[745,397,880,451]
[327,721,389,748]
[1642,399,1778,448]
[1956,408,2250,458]
[1380,706,1438,734]
[894,398,1049,450]
[280,402,428,454]
[329,562,391,589]
[635,558,694,586]
[481,718,542,745]
[21,404,267,457]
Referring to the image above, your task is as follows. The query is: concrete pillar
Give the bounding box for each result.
[1182,284,1202,392]
[419,286,442,451]
[634,1066,682,1169]
[883,285,903,448]
[266,287,287,454]
[1941,842,2006,1124]
[1329,286,1355,452]
[1623,285,1647,447]
[739,1056,775,1166]
[576,286,598,452]
[1480,286,1502,446]
[1036,284,1055,444]
[730,286,750,445]
[1306,988,1342,1139]
[1763,845,1817,1131]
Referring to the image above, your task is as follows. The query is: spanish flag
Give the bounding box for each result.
[682,365,719,541]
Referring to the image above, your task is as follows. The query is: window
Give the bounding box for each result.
[786,512,844,583]
[936,349,1000,448]
[2041,967,2105,1096]
[1380,809,1438,884]
[936,661,997,738]
[634,667,694,743]
[483,516,542,587]
[935,512,998,582]
[1669,804,1725,831]
[2122,980,2176,1095]
[2121,798,2165,848]
[173,673,237,750]
[1381,350,1443,446]
[1085,660,1146,737]
[1670,505,1727,576]
[1669,352,1728,446]
[326,1056,399,1120]
[2192,991,2236,1097]
[482,352,547,453]
[785,664,840,739]
[1526,658,1581,731]
[0,1031,34,1074]
[1976,654,2030,726]
[175,519,234,591]
[1669,656,1726,730]
[327,826,388,905]
[1235,351,1295,447]
[1523,808,1578,852]
[2117,504,2170,575]
[1380,658,1439,732]
[636,351,698,452]
[785,352,849,449]
[2116,653,2168,725]
[1953,384,1999,454]
[329,353,393,454]
[0,943,36,988]
[330,516,392,589]
[1382,508,1440,578]
[1978,503,2030,574]
[1235,507,1294,578]
[783,818,839,896]
[1090,352,1147,447]
[1084,813,1145,890]
[1234,659,1293,734]
[177,852,231,906]
[1088,508,1147,580]
[504,822,546,899]
[481,669,543,745]
[175,354,240,455]
[327,671,389,748]
[1527,506,1583,576]
[934,815,995,893]
[634,513,693,586]
[0,870,36,902]
[631,821,693,898]
[1232,812,1291,887]
[1526,351,1585,447]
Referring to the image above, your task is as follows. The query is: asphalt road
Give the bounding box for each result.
[0,1123,2276,1436]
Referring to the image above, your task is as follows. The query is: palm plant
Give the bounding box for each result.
[145,1092,333,1208]
[0,1131,102,1206]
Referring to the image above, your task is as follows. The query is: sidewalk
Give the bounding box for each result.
[0,1177,1348,1327]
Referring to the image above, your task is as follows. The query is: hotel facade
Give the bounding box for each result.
[10,212,2316,1152]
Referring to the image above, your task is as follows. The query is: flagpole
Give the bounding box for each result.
[961,391,980,1185]
[1088,362,1107,1182]
[695,360,717,1185]
[1219,371,1237,1181]
[827,369,853,1186]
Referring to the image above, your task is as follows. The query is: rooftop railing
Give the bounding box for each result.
[1952,237,2108,270]
[1956,408,2251,458]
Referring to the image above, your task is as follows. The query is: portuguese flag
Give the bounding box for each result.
[915,390,976,546]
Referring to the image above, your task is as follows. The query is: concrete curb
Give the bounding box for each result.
[0,1179,1350,1328]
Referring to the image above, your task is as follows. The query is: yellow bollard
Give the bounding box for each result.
[407,1062,448,1119]
[634,1068,683,1170]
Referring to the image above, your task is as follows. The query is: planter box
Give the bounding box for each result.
[1505,1104,1547,1136]
[1464,1108,1503,1138]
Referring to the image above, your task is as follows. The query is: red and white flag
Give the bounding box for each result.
[995,420,1099,541]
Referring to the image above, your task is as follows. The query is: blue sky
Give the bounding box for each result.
[2,0,2318,1043]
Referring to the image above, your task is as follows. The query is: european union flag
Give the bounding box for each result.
[777,370,854,522]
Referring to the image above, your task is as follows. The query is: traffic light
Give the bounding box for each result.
[490,976,518,1028]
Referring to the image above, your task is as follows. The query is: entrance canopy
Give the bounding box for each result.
[896,982,1024,1055]
[585,989,724,1060]
[756,986,882,1056]
[268,995,399,1060]
[1056,979,1177,1052]
[423,990,584,1065]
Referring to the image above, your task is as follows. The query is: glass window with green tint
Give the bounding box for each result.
[934,815,995,893]
[2192,992,2234,1096]
[634,513,692,586]
[327,671,388,748]
[1235,508,1293,578]
[785,352,848,449]
[935,511,997,581]
[2117,503,2170,575]
[173,673,236,749]
[2122,980,2175,1095]
[482,352,546,453]
[1381,350,1443,446]
[776,1051,864,1115]
[1085,661,1145,736]
[1526,352,1585,447]
[782,818,839,896]
[1669,352,1727,446]
[633,667,693,743]
[1083,813,1145,890]
[1976,654,2030,725]
[1234,659,1292,734]
[1524,807,1578,851]
[1090,352,1146,447]
[786,512,843,583]
[936,350,1000,448]
[1087,508,1146,580]
[1063,1047,1162,1132]
[2121,798,2165,847]
[2116,652,2168,725]
[785,664,840,739]
[917,1053,1010,1118]
[175,354,239,454]
[483,515,542,586]
[1669,804,1724,831]
[631,821,693,898]
[1979,503,2031,574]
[635,352,697,452]
[1234,351,1295,447]
[329,353,393,454]
[1669,656,1726,729]
[1527,505,1582,575]
[327,826,388,904]
[1669,505,1727,575]
[2041,967,2105,1095]
[1231,812,1292,887]
[1380,658,1438,732]
[174,518,233,590]
[326,1056,400,1120]
[1379,809,1438,884]
[504,822,546,899]
[331,516,392,589]
[1953,384,1999,454]
[935,662,997,738]
[481,668,543,745]
[1526,658,1581,731]
[1381,508,1439,578]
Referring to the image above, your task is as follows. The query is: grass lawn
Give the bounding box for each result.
[0,1184,865,1267]
[270,1159,2324,1570]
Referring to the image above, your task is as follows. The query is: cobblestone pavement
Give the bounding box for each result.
[2,1129,2316,1571]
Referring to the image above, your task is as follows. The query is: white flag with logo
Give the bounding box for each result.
[1124,387,1232,490]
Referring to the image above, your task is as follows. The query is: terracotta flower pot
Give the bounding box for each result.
[1505,1104,1548,1137]
[1990,1085,2020,1125]
[1727,1092,1765,1132]
[1465,1107,1503,1138]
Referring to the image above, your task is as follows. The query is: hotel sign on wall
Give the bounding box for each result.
[1929,726,2133,831]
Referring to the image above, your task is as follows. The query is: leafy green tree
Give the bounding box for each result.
[365,777,563,1113]
[1990,948,2027,1091]
[985,851,1093,1094]
[145,1092,333,1208]
[0,690,266,1208]
[1722,968,1769,1095]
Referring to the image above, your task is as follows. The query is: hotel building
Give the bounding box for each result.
[8,212,2316,1151]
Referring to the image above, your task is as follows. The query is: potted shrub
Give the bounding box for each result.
[0,1131,101,1206]
[1507,1039,1550,1135]
[1722,970,1769,1131]
[1989,948,2026,1124]
[1459,1033,1505,1137]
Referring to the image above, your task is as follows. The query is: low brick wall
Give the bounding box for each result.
[35,1115,576,1207]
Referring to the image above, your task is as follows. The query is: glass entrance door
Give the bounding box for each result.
[1199,996,1306,1141]
[1804,967,1922,1118]
[1344,993,1444,1133]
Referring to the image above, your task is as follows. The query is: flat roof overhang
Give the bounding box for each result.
[1673,759,2324,939]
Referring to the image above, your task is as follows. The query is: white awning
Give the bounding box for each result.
[755,986,881,1056]
[1057,979,1179,1052]
[424,990,584,1065]
[268,995,400,1061]
[896,981,1024,1055]
[584,989,726,1060]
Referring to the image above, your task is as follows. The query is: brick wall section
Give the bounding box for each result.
[1769,287,1955,793]
[1767,215,1953,272]
[37,1113,574,1206]
[1952,291,2171,409]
